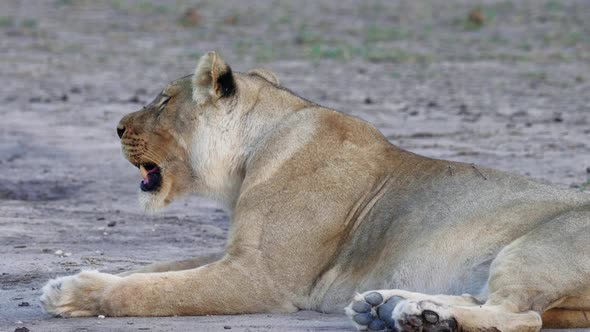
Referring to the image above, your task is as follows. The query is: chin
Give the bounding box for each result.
[138,180,173,213]
[138,192,168,213]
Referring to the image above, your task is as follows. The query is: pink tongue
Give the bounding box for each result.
[140,166,159,184]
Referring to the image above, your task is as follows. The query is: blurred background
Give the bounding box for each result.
[1,0,589,330]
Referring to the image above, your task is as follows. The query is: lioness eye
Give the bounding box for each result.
[158,95,171,110]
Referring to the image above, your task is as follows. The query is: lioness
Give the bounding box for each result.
[41,51,590,332]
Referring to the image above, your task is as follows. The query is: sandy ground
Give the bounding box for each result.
[1,0,590,331]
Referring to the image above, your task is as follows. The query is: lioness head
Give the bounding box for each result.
[117,51,293,212]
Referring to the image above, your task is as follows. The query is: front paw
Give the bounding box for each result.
[40,270,121,317]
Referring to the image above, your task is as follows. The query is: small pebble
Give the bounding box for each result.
[64,252,72,257]
[14,327,29,332]
[54,250,63,256]
[98,315,105,319]
[18,302,29,307]
[223,326,232,330]
[107,221,116,227]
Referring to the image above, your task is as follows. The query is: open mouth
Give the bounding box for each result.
[139,163,162,192]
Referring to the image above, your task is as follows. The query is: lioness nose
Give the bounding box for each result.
[117,125,125,139]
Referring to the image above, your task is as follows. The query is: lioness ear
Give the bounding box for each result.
[247,68,280,85]
[192,51,236,104]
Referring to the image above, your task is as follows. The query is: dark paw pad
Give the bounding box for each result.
[351,294,404,331]
[400,309,458,332]
[364,292,384,306]
[354,312,374,325]
[368,319,387,331]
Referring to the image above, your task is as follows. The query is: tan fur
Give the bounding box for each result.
[41,52,590,331]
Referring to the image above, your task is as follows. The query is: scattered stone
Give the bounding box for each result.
[42,248,52,253]
[364,97,373,104]
[12,297,24,300]
[63,252,72,257]
[586,167,590,174]
[180,8,201,27]
[54,250,64,256]
[70,86,82,94]
[223,326,232,330]
[18,302,29,307]
[458,104,469,115]
[468,8,485,26]
[107,221,117,227]
[98,315,105,319]
[97,217,105,221]
[60,94,68,102]
[14,327,29,332]
[14,245,26,249]
[553,114,563,122]
[223,15,238,25]
[427,101,438,108]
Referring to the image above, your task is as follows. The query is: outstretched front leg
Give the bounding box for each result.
[41,256,297,317]
[118,252,224,276]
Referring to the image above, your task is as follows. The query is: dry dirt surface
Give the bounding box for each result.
[1,0,590,331]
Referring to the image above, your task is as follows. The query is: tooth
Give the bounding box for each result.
[140,165,148,179]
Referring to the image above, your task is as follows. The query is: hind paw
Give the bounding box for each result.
[346,290,458,332]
